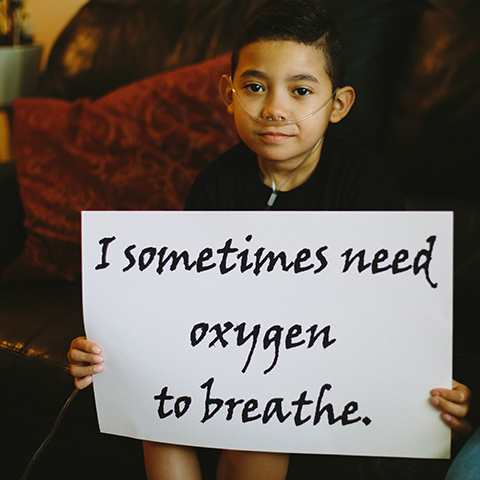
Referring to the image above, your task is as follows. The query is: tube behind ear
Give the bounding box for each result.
[219,74,234,114]
[329,86,355,124]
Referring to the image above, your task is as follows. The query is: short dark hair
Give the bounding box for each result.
[231,0,345,91]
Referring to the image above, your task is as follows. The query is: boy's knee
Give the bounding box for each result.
[225,450,289,474]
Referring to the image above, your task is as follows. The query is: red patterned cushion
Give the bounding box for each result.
[10,54,237,280]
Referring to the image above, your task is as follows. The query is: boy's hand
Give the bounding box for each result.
[430,380,473,441]
[67,336,104,390]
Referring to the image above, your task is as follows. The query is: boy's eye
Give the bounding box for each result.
[293,87,312,97]
[244,83,264,93]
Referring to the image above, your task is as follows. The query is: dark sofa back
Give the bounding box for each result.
[40,0,480,196]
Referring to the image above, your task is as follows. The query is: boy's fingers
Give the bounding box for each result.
[68,348,104,366]
[71,336,102,355]
[67,336,104,389]
[431,382,471,404]
[70,363,104,381]
[442,413,473,439]
[430,395,469,419]
[74,375,94,390]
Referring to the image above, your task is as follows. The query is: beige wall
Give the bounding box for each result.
[28,0,88,67]
[1,0,88,161]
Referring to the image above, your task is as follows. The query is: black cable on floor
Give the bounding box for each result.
[21,387,80,480]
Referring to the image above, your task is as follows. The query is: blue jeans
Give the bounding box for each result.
[446,427,480,480]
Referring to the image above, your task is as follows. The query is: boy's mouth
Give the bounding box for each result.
[258,132,293,143]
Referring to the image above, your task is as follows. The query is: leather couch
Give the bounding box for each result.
[1,1,480,478]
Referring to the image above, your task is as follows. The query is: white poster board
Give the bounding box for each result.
[82,211,453,459]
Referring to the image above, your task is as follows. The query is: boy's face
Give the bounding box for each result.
[226,40,339,168]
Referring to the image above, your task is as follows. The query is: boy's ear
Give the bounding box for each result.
[329,86,355,124]
[219,74,235,115]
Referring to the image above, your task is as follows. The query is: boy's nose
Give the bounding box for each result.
[261,93,289,122]
[265,113,286,122]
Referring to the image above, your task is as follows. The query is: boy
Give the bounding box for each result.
[184,1,401,212]
[68,1,472,478]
